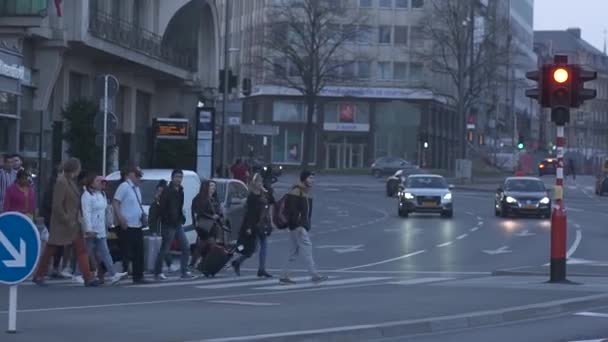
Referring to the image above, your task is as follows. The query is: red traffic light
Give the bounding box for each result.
[553,68,569,83]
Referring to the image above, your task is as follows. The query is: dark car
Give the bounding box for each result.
[538,158,558,176]
[495,177,551,218]
[372,157,417,178]
[241,156,283,177]
[386,168,424,197]
[596,175,608,196]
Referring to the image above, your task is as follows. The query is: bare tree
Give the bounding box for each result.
[418,0,512,158]
[259,0,365,167]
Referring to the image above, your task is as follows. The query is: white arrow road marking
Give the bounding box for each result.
[436,241,453,248]
[515,229,536,237]
[456,234,468,240]
[567,229,583,259]
[0,231,26,268]
[470,227,479,232]
[575,312,608,319]
[482,246,512,255]
[317,245,364,253]
[567,339,607,342]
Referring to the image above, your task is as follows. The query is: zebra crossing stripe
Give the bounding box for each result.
[388,277,453,286]
[255,277,391,291]
[194,276,314,290]
[129,275,259,289]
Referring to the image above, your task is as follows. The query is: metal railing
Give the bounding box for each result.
[0,0,47,16]
[88,8,196,71]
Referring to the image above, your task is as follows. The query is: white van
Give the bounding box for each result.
[104,169,201,245]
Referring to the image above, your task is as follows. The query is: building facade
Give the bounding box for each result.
[0,0,221,179]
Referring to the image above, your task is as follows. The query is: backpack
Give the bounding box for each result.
[273,194,289,230]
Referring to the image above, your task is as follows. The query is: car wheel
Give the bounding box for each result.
[441,210,453,218]
[494,206,500,217]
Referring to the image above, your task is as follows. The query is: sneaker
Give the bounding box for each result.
[181,272,196,280]
[60,268,73,278]
[257,270,273,278]
[84,279,102,287]
[312,275,328,283]
[33,278,47,287]
[279,277,296,285]
[50,271,68,280]
[231,261,241,276]
[72,275,84,285]
[155,273,168,281]
[111,272,128,285]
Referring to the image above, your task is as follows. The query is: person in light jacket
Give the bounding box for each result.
[81,175,128,285]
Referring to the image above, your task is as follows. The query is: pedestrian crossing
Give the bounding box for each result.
[29,273,457,292]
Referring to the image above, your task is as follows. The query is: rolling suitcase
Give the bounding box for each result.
[201,244,233,277]
[144,234,162,273]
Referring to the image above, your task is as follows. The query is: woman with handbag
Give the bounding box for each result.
[33,158,101,287]
[190,180,221,270]
[231,173,273,278]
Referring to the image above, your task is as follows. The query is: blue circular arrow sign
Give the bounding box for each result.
[0,212,40,285]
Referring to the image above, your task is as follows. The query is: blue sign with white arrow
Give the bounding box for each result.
[0,212,40,285]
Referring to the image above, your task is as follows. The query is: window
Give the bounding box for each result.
[272,128,317,164]
[359,0,372,7]
[342,62,355,78]
[228,182,248,204]
[273,101,306,122]
[343,24,357,43]
[394,26,408,45]
[288,61,300,77]
[357,61,371,79]
[411,25,425,41]
[393,62,407,79]
[357,25,374,44]
[379,0,392,7]
[378,26,391,44]
[410,62,424,81]
[412,0,424,9]
[0,92,18,115]
[273,57,287,77]
[395,0,408,8]
[377,62,391,80]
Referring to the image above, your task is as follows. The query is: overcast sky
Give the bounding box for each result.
[534,0,606,52]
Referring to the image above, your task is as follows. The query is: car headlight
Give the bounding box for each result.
[443,193,452,201]
[279,165,283,170]
[263,166,268,171]
[506,196,517,203]
[371,163,377,168]
[403,192,415,200]
[540,197,550,204]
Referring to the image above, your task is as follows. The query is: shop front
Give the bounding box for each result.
[0,46,24,154]
[322,102,370,169]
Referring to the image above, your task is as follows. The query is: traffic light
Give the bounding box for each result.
[219,69,238,94]
[572,67,597,107]
[517,135,525,150]
[242,78,252,96]
[525,66,550,107]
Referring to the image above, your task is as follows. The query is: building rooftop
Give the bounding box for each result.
[534,28,604,56]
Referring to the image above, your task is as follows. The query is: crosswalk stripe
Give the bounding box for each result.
[255,277,391,291]
[194,276,313,290]
[388,277,454,286]
[127,275,258,289]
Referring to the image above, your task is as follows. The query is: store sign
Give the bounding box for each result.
[252,85,446,102]
[154,118,189,139]
[0,59,25,80]
[323,123,370,132]
[339,103,356,123]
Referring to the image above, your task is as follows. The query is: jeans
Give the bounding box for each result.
[126,228,145,282]
[116,228,130,273]
[154,224,189,276]
[85,237,117,277]
[235,235,268,270]
[281,227,318,279]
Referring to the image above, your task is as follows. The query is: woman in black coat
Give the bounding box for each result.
[190,180,222,269]
[231,173,273,278]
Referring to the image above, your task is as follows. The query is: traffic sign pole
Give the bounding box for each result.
[7,285,17,333]
[102,75,108,177]
[550,124,567,282]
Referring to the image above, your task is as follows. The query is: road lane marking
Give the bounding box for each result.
[242,268,490,275]
[478,221,484,226]
[388,277,454,286]
[336,250,426,271]
[470,227,479,232]
[574,223,582,229]
[456,234,468,240]
[476,216,483,221]
[436,241,453,247]
[566,229,583,259]
[256,277,390,291]
[126,276,259,289]
[207,300,280,307]
[194,276,313,290]
[482,246,512,255]
[575,312,608,319]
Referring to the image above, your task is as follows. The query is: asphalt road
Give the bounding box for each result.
[1,174,608,341]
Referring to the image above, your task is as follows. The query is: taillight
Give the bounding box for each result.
[539,164,545,168]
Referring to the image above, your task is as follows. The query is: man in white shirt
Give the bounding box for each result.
[113,166,147,284]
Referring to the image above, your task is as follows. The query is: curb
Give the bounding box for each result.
[200,293,608,342]
[493,269,608,278]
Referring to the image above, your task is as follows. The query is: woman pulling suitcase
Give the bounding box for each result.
[191,180,227,274]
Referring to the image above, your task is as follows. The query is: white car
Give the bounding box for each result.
[397,174,454,218]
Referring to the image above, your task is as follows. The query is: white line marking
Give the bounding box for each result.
[457,234,468,240]
[194,276,312,290]
[567,229,583,259]
[256,277,390,291]
[574,223,582,229]
[388,277,454,286]
[241,268,490,275]
[575,312,608,319]
[207,300,279,307]
[436,241,453,248]
[478,221,484,226]
[470,227,479,232]
[127,276,258,289]
[465,211,474,216]
[476,216,483,221]
[337,250,426,271]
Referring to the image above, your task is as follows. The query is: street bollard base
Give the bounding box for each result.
[549,258,567,283]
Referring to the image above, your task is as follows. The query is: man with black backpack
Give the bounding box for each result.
[278,171,327,285]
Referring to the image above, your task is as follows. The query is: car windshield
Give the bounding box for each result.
[105,180,160,206]
[405,177,448,189]
[504,179,545,192]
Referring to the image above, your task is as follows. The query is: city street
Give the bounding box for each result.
[2,174,608,341]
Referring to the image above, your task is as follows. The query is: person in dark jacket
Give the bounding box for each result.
[231,173,273,278]
[154,170,193,280]
[278,171,327,285]
[190,180,221,269]
[148,180,173,270]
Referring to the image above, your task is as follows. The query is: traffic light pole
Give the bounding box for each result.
[550,122,567,283]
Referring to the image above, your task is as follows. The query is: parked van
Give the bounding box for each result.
[104,169,201,245]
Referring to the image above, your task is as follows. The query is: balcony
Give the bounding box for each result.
[0,0,47,16]
[88,8,196,71]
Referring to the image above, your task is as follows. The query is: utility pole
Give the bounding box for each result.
[220,0,231,177]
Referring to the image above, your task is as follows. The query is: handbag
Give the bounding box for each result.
[131,186,149,228]
[196,216,216,232]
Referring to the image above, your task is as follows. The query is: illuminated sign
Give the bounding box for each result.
[154,118,189,139]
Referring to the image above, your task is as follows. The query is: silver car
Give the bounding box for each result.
[397,174,454,218]
[213,178,249,243]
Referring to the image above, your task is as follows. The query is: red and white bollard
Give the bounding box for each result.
[550,125,567,282]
